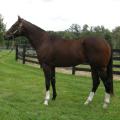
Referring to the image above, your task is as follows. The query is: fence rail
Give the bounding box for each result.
[16,44,120,75]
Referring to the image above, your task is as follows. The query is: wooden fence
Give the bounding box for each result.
[16,44,38,64]
[16,44,120,75]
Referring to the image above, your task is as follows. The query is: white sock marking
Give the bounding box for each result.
[44,90,50,105]
[103,92,110,109]
[104,92,110,104]
[84,92,95,105]
[44,100,48,105]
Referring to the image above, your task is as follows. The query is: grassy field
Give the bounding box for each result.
[0,51,120,120]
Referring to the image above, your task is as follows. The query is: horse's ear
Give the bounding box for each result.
[18,16,22,22]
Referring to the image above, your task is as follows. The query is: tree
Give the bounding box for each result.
[82,24,89,32]
[0,14,6,46]
[112,27,120,49]
[66,24,81,39]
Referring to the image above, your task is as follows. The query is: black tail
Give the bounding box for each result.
[107,48,114,95]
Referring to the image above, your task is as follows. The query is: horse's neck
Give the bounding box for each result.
[23,22,49,50]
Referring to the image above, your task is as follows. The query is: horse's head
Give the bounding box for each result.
[4,16,24,40]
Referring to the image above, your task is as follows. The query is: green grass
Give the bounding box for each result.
[0,51,120,120]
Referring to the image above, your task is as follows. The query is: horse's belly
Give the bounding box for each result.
[52,57,84,67]
[53,62,80,67]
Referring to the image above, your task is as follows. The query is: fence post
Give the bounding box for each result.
[72,66,76,75]
[15,44,18,61]
[22,44,26,64]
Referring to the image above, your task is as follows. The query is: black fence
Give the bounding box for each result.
[16,44,120,75]
[16,44,38,64]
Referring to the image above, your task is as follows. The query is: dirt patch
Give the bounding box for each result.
[56,68,120,81]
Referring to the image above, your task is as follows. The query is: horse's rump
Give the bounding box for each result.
[82,37,111,68]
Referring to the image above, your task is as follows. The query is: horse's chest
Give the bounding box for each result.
[38,53,52,63]
[36,45,52,58]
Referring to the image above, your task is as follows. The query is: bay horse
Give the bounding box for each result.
[4,16,113,108]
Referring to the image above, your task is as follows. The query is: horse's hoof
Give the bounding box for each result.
[52,97,55,100]
[52,94,57,100]
[84,100,91,105]
[52,96,56,100]
[84,101,89,105]
[103,103,108,109]
[44,100,48,105]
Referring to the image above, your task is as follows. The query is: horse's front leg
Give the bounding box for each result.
[51,67,57,100]
[42,64,51,105]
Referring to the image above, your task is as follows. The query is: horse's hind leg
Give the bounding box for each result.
[99,68,111,108]
[84,66,100,105]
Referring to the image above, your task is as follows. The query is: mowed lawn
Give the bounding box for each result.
[0,51,120,120]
